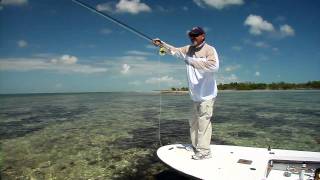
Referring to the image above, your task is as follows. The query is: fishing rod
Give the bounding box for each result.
[72,0,154,42]
[72,0,164,146]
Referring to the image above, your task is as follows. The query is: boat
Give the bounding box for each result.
[157,144,320,180]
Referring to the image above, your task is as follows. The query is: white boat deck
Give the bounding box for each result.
[157,144,320,180]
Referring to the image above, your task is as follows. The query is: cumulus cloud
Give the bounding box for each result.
[126,50,153,56]
[225,64,241,72]
[98,56,187,89]
[244,39,270,49]
[121,63,130,74]
[51,55,77,65]
[218,74,239,84]
[116,55,147,61]
[116,0,151,14]
[280,24,295,37]
[102,56,184,76]
[145,44,157,49]
[244,15,295,38]
[255,41,269,48]
[193,0,244,9]
[0,55,107,74]
[97,0,151,14]
[1,0,28,6]
[101,56,186,81]
[145,76,181,85]
[96,2,113,12]
[17,40,28,48]
[244,14,275,35]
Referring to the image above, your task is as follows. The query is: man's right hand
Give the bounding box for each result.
[152,38,163,47]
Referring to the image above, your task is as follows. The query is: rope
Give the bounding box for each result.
[157,54,163,146]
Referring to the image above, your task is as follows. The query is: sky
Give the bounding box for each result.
[0,0,319,94]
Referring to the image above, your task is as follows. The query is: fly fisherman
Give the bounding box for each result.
[153,27,219,160]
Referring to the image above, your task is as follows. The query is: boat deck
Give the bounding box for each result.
[157,144,320,180]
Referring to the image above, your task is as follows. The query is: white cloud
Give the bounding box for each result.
[244,14,275,35]
[116,55,147,61]
[145,76,181,85]
[244,15,295,38]
[1,0,28,6]
[193,0,244,9]
[255,41,269,48]
[97,0,151,14]
[32,53,56,58]
[0,55,107,74]
[116,0,151,14]
[146,44,157,49]
[280,24,295,37]
[101,56,185,77]
[218,74,239,84]
[126,50,153,56]
[17,40,27,48]
[243,39,270,49]
[51,55,77,65]
[225,64,241,72]
[121,63,130,74]
[96,2,113,12]
[255,71,260,76]
[95,56,187,90]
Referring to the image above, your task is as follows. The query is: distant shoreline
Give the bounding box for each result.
[159,89,320,94]
[159,90,189,94]
[1,89,320,96]
[164,81,320,92]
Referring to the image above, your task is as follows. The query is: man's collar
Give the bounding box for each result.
[192,41,205,49]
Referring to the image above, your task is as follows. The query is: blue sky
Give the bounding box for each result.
[0,0,319,93]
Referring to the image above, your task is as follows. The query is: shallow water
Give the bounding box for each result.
[0,91,319,179]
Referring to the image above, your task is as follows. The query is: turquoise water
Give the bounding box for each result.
[0,91,319,179]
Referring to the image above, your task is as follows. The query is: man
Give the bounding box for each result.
[153,27,219,160]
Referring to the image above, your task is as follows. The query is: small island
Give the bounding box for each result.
[161,81,320,93]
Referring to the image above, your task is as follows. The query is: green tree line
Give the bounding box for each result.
[169,81,320,91]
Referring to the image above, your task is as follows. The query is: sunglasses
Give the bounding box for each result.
[189,33,201,38]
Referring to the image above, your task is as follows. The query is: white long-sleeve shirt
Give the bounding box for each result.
[162,41,219,102]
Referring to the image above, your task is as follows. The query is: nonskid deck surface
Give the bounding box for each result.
[157,144,320,180]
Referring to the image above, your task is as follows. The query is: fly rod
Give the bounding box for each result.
[72,0,154,42]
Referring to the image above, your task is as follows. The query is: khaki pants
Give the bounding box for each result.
[189,99,215,152]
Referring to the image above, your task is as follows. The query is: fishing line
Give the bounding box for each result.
[73,0,165,146]
[157,54,163,146]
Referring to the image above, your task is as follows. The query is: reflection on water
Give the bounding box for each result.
[0,91,319,179]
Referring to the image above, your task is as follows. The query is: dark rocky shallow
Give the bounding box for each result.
[0,91,319,179]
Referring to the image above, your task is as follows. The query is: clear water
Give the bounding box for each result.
[0,91,319,179]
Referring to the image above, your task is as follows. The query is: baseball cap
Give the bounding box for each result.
[188,26,205,37]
